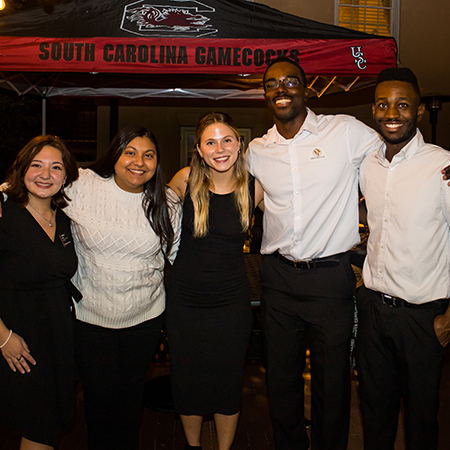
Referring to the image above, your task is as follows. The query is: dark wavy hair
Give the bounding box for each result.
[5,135,79,209]
[89,126,175,258]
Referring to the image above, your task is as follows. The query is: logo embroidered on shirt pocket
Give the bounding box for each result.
[310,148,326,160]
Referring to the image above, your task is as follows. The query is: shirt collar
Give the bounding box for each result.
[264,108,318,147]
[376,129,424,166]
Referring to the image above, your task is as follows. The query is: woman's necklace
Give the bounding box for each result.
[28,204,54,227]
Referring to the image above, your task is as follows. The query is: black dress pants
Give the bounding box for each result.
[73,314,163,450]
[260,253,355,450]
[356,286,448,450]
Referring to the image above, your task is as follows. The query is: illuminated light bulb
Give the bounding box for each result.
[0,0,5,10]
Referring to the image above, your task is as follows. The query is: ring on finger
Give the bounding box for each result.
[16,355,23,361]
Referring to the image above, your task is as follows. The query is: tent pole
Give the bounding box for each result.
[42,96,47,135]
[109,98,119,142]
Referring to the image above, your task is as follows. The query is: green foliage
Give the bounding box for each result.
[0,91,41,181]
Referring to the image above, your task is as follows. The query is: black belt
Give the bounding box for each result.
[373,290,434,308]
[273,251,345,270]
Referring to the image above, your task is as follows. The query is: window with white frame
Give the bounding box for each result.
[336,0,399,42]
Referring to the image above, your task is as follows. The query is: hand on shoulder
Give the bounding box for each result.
[0,185,8,217]
[168,167,190,200]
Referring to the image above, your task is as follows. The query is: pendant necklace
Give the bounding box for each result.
[28,204,54,227]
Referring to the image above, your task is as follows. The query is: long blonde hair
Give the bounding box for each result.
[189,112,250,238]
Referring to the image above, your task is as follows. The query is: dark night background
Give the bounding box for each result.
[0,1,68,181]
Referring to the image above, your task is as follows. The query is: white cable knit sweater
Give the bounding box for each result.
[64,169,180,329]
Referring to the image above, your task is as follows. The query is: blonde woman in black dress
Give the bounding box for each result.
[167,112,263,450]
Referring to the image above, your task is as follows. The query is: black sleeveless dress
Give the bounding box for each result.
[166,178,255,415]
[0,200,78,446]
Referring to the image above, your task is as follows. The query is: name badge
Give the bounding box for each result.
[59,232,72,247]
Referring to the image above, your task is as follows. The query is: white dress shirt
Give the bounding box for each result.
[246,109,380,260]
[361,130,450,304]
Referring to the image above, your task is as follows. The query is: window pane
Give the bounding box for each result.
[339,6,352,24]
[377,24,391,36]
[337,0,394,37]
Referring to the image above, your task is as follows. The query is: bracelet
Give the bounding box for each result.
[0,330,13,349]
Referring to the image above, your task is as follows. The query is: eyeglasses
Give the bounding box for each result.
[264,76,305,91]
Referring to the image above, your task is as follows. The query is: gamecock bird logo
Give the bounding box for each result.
[127,5,210,30]
[121,1,217,37]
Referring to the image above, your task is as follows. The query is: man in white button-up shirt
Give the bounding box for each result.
[357,68,450,450]
[246,58,381,450]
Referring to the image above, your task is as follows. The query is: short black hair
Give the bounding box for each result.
[263,57,307,86]
[376,67,421,101]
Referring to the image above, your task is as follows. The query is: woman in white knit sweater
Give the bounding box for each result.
[65,126,180,450]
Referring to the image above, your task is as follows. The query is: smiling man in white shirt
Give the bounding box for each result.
[356,67,450,450]
[246,57,381,450]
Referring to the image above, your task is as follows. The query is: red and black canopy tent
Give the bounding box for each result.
[0,0,397,130]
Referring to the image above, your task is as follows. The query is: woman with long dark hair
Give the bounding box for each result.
[0,135,79,450]
[65,126,180,450]
[167,112,263,450]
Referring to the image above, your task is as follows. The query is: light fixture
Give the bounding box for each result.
[422,94,450,144]
[0,0,6,11]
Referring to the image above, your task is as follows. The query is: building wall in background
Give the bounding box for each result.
[97,104,273,179]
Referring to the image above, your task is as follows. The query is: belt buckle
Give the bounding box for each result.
[382,293,399,307]
[293,259,312,269]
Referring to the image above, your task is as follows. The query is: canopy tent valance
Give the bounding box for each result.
[0,0,397,101]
